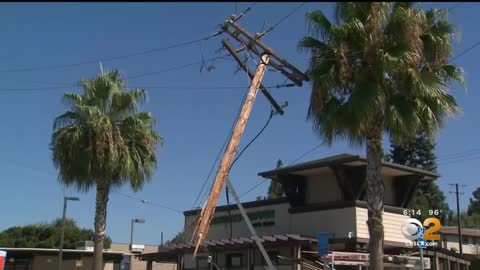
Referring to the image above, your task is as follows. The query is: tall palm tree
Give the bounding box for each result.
[50,70,162,270]
[299,3,464,269]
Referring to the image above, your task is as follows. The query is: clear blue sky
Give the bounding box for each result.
[0,2,478,245]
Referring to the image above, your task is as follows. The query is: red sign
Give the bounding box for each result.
[0,250,6,270]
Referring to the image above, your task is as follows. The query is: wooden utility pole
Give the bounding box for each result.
[193,54,270,255]
[449,183,466,255]
[192,12,308,270]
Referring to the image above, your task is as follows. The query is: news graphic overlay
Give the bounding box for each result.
[401,210,442,248]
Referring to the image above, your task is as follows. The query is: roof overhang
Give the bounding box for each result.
[0,247,124,256]
[258,154,440,180]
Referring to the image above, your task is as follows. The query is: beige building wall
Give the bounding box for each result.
[186,204,411,246]
[186,204,357,241]
[291,207,356,239]
[110,243,176,270]
[355,207,410,244]
[31,255,117,270]
[185,202,291,241]
[441,235,480,255]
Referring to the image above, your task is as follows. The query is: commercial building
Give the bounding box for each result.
[0,242,177,270]
[138,154,474,270]
[110,243,176,270]
[438,227,480,256]
[1,247,124,270]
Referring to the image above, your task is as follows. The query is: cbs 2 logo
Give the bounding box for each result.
[401,218,441,241]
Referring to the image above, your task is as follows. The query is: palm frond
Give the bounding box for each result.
[51,69,162,193]
[441,65,466,89]
[300,2,463,146]
[298,37,329,53]
[305,10,332,40]
[53,111,79,130]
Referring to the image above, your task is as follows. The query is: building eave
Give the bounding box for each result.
[258,153,440,179]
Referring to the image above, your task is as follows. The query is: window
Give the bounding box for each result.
[462,236,470,244]
[226,254,242,268]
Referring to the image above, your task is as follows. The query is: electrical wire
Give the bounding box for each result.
[238,178,269,198]
[190,87,246,210]
[0,32,222,73]
[288,144,322,166]
[229,110,275,172]
[125,55,231,80]
[449,41,480,63]
[437,149,480,159]
[237,143,480,199]
[0,83,295,94]
[112,191,183,214]
[238,142,321,198]
[262,3,306,35]
[223,109,275,200]
[448,2,464,11]
[437,150,480,162]
[438,155,480,166]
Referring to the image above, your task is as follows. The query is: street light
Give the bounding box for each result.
[129,218,145,270]
[130,219,146,250]
[58,196,80,270]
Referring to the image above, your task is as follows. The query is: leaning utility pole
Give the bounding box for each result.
[193,54,270,256]
[192,11,308,270]
[449,183,466,255]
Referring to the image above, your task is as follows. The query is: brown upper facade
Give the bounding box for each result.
[258,153,439,209]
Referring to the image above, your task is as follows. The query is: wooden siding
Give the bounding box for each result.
[355,207,410,244]
[383,176,396,206]
[305,171,343,204]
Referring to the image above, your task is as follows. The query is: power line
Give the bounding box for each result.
[125,55,231,80]
[288,144,322,166]
[190,87,246,210]
[230,109,275,171]
[0,32,222,73]
[438,155,480,166]
[437,151,480,162]
[437,148,480,159]
[229,109,276,199]
[449,41,480,63]
[112,190,183,214]
[448,2,464,11]
[224,108,275,234]
[263,2,306,35]
[237,143,480,199]
[238,142,322,198]
[239,179,269,198]
[0,83,296,94]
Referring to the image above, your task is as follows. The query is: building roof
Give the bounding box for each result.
[184,197,288,216]
[440,226,480,237]
[0,247,124,255]
[258,153,440,179]
[170,234,316,250]
[137,234,317,261]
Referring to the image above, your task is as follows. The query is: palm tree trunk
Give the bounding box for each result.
[93,183,110,270]
[366,113,385,270]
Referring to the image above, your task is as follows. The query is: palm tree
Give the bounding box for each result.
[299,3,464,269]
[50,70,162,270]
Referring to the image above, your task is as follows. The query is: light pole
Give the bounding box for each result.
[58,196,80,270]
[129,218,145,270]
